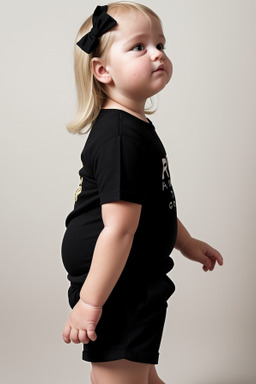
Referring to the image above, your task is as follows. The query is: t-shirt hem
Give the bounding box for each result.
[99,191,144,205]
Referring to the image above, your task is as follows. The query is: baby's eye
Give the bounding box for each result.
[157,43,166,51]
[133,44,145,51]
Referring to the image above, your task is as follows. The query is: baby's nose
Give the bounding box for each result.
[151,48,165,62]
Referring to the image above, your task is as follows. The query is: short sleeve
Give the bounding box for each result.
[93,135,148,205]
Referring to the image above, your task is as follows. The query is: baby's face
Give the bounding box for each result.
[105,10,173,103]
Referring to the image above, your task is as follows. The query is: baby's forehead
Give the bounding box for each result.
[111,9,163,38]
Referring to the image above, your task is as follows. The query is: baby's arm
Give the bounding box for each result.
[175,218,223,271]
[63,200,141,345]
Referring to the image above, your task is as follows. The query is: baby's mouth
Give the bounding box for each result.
[154,65,165,72]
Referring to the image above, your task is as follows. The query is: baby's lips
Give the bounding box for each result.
[154,64,165,72]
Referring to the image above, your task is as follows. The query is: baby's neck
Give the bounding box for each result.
[103,99,148,123]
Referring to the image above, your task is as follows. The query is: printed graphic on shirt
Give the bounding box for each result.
[75,176,83,202]
[162,157,176,210]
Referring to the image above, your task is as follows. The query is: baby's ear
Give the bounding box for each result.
[91,58,112,84]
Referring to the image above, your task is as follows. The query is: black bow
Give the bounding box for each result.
[76,5,117,54]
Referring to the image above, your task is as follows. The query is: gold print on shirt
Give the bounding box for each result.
[75,176,83,202]
[162,157,176,210]
[162,157,171,190]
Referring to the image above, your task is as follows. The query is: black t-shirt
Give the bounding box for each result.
[62,109,177,285]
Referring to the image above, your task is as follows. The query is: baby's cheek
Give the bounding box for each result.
[166,59,173,79]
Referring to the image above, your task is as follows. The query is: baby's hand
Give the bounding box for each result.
[63,300,102,344]
[181,237,223,272]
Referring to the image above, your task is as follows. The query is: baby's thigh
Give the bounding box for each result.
[148,365,166,384]
[91,359,150,384]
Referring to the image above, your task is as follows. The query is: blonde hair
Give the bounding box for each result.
[67,2,161,134]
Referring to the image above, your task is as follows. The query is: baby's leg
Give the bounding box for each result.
[148,365,166,384]
[91,359,150,384]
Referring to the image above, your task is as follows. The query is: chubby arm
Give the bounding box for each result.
[80,201,141,306]
[63,200,141,344]
[175,218,223,271]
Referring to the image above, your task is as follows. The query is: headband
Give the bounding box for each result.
[76,5,117,54]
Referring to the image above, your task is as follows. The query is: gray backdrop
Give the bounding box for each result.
[1,0,255,383]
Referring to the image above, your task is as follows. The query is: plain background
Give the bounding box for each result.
[1,0,255,383]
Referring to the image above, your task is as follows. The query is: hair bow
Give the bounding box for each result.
[76,5,117,54]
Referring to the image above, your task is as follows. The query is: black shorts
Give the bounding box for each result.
[68,275,175,365]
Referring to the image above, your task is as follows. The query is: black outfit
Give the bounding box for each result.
[61,109,177,364]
